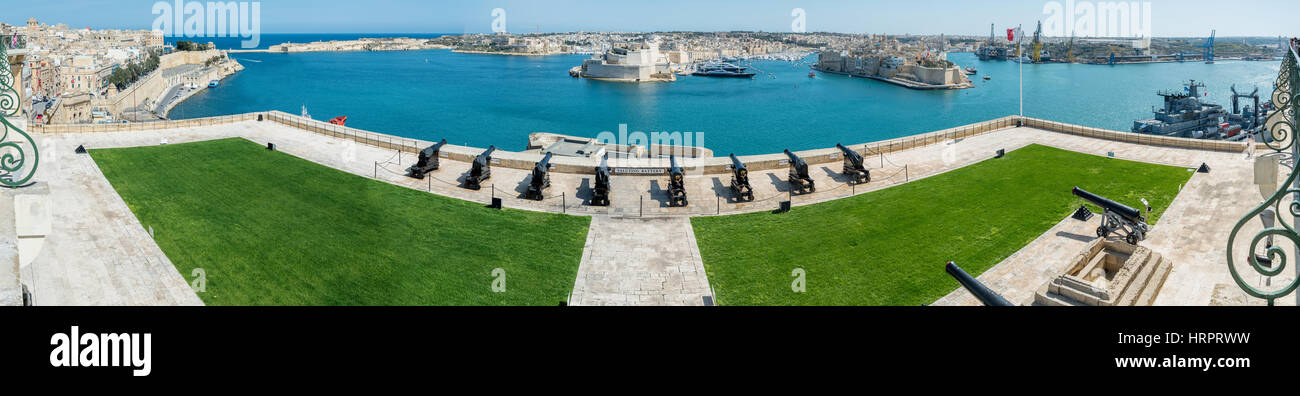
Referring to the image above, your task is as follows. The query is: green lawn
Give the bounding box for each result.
[691,144,1193,306]
[92,138,590,305]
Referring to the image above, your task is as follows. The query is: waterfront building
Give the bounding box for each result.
[816,49,972,89]
[577,40,675,82]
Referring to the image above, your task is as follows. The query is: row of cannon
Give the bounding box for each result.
[403,140,876,207]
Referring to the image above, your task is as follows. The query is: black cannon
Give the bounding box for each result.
[1072,186,1151,245]
[668,155,688,207]
[464,145,496,190]
[591,155,612,206]
[525,152,553,200]
[406,139,447,179]
[836,143,870,184]
[728,154,754,201]
[945,262,1014,306]
[784,149,815,194]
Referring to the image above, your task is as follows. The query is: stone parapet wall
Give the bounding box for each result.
[32,110,1269,175]
[30,113,258,133]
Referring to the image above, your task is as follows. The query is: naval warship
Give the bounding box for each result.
[1132,80,1268,141]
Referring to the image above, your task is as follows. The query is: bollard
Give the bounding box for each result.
[905,165,909,182]
[373,162,377,178]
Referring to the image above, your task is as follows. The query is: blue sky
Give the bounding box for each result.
[3,0,1297,37]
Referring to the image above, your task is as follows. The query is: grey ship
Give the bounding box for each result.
[1132,80,1265,140]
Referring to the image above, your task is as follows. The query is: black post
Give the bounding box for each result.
[640,195,644,217]
[562,192,566,214]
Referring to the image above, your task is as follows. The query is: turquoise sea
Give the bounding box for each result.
[171,43,1281,155]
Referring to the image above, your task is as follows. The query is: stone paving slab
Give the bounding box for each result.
[568,216,712,306]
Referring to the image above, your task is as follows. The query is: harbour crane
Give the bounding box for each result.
[1202,29,1216,64]
[1066,35,1075,63]
[1031,21,1044,63]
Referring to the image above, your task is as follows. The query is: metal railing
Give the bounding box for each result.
[1,34,37,187]
[2,34,26,50]
[1225,38,1300,306]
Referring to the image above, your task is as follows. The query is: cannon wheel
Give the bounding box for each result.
[1126,232,1141,245]
[1096,226,1109,238]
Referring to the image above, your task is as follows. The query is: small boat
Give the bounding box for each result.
[301,105,312,120]
[328,116,348,126]
[983,76,991,80]
[208,80,219,88]
[964,67,977,75]
[808,70,816,78]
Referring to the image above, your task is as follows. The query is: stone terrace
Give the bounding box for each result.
[19,116,1296,306]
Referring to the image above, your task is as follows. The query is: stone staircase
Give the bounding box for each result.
[1034,239,1172,306]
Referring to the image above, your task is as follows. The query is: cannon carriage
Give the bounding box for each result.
[836,143,871,184]
[728,154,755,201]
[463,146,496,190]
[784,149,816,194]
[1072,186,1152,245]
[668,155,688,207]
[405,139,447,179]
[591,155,612,206]
[525,152,553,201]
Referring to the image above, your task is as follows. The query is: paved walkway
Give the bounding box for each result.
[569,216,712,306]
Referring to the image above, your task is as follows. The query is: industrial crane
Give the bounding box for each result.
[1031,21,1044,63]
[1202,29,1216,64]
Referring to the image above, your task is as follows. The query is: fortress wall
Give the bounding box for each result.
[31,112,1262,176]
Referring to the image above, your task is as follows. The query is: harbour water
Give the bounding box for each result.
[171,47,1280,155]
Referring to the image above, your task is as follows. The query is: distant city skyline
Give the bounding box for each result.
[4,0,1297,37]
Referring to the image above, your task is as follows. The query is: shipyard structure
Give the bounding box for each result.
[814,50,972,90]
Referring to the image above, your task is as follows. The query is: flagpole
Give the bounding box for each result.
[1018,24,1023,119]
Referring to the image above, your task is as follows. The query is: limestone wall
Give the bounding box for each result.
[31,112,257,133]
[32,111,1265,176]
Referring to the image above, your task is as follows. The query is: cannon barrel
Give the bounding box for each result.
[534,152,553,173]
[476,146,497,163]
[836,143,864,164]
[783,149,802,164]
[420,139,448,159]
[729,153,747,173]
[945,262,1014,307]
[1072,186,1141,221]
[669,155,682,174]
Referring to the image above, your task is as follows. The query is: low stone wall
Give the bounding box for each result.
[33,110,1264,175]
[30,113,258,134]
[1019,116,1255,153]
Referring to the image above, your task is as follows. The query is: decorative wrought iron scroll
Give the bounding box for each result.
[1225,39,1300,305]
[1,34,39,187]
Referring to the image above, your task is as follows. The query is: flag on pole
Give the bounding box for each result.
[1007,28,1015,42]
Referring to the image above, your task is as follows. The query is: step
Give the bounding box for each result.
[1112,248,1151,297]
[1135,258,1173,306]
[1116,252,1160,306]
